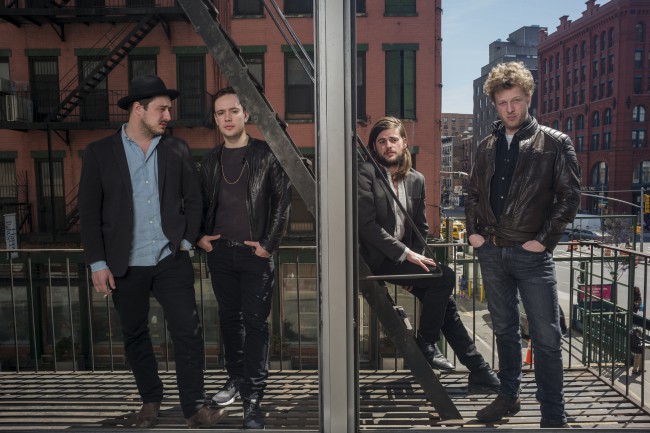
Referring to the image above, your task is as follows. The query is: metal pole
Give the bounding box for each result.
[316,0,356,431]
[641,186,645,252]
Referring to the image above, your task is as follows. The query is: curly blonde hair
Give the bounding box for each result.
[483,61,535,102]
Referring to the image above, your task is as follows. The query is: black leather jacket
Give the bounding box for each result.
[465,116,581,251]
[199,136,292,253]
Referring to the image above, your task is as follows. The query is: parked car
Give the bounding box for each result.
[561,228,602,242]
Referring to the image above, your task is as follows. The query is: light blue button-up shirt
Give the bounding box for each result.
[90,125,190,272]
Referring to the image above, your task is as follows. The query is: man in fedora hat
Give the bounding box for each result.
[79,75,225,428]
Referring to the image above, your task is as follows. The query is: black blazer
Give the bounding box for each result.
[358,161,428,271]
[79,130,202,277]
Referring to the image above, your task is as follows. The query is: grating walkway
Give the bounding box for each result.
[0,369,649,431]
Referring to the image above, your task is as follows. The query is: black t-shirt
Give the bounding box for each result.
[213,146,251,242]
[490,134,519,223]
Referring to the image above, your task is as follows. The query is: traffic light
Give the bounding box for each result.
[645,194,650,214]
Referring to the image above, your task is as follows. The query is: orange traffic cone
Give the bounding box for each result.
[524,339,533,365]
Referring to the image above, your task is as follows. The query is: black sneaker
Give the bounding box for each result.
[212,378,240,406]
[243,398,265,429]
[476,394,521,422]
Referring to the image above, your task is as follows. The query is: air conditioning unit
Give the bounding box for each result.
[0,78,16,94]
[4,95,33,122]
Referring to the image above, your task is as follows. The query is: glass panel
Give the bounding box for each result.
[235,0,263,15]
[285,0,312,14]
[29,57,59,122]
[128,56,156,81]
[177,55,206,120]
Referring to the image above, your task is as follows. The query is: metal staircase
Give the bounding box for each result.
[176,0,460,420]
[45,14,161,123]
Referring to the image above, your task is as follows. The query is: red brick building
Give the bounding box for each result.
[538,0,650,215]
[0,0,443,243]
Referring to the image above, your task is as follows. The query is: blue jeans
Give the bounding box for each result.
[476,240,565,422]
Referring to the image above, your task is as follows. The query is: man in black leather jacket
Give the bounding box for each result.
[197,87,291,430]
[465,62,581,428]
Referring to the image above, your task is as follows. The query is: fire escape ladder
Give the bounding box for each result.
[45,14,161,122]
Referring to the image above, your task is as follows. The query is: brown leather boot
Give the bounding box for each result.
[135,402,160,428]
[476,394,521,422]
[185,405,226,428]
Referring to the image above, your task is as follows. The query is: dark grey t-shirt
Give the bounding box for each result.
[213,146,251,242]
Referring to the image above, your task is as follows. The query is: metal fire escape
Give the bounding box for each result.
[176,0,461,421]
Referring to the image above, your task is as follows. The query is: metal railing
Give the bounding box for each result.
[0,240,647,405]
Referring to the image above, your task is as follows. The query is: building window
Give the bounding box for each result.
[566,48,571,64]
[566,117,573,132]
[603,131,611,149]
[591,134,599,150]
[593,111,600,127]
[574,45,579,63]
[357,51,366,120]
[577,114,585,130]
[176,54,206,120]
[128,55,156,82]
[285,51,314,120]
[581,65,586,82]
[591,84,597,101]
[0,57,8,80]
[285,0,312,14]
[604,108,612,125]
[576,136,584,152]
[600,57,606,76]
[633,130,647,148]
[609,54,614,73]
[549,56,554,72]
[609,28,615,47]
[633,105,646,122]
[356,0,366,13]
[566,70,571,86]
[241,51,265,88]
[636,22,645,42]
[234,0,263,15]
[553,119,559,130]
[385,46,416,119]
[592,162,608,185]
[385,0,416,16]
[29,56,60,122]
[641,161,650,183]
[580,87,585,104]
[35,158,65,233]
[634,76,643,94]
[635,50,643,69]
[607,80,613,97]
[78,56,108,122]
[581,41,586,60]
[0,159,17,203]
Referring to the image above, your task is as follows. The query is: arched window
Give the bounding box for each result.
[592,161,608,185]
[633,105,646,122]
[577,114,585,130]
[592,111,600,127]
[566,117,573,132]
[604,108,612,125]
[636,22,645,42]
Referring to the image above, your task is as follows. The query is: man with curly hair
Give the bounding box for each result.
[465,62,581,428]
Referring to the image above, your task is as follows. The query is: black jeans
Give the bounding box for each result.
[207,240,275,401]
[435,295,488,372]
[111,252,206,418]
[374,259,455,344]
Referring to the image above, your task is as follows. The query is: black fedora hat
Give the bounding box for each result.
[118,75,180,110]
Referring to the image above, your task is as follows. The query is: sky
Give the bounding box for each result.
[441,0,606,114]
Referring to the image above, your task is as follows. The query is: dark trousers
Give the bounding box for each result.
[436,295,488,372]
[111,252,206,418]
[206,241,275,401]
[374,259,455,344]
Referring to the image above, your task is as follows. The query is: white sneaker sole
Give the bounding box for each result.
[212,391,239,407]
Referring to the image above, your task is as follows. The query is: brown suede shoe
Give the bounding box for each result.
[185,405,226,428]
[476,394,521,422]
[135,402,161,428]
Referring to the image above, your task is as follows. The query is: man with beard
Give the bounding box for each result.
[358,116,499,393]
[466,62,580,428]
[79,75,225,428]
